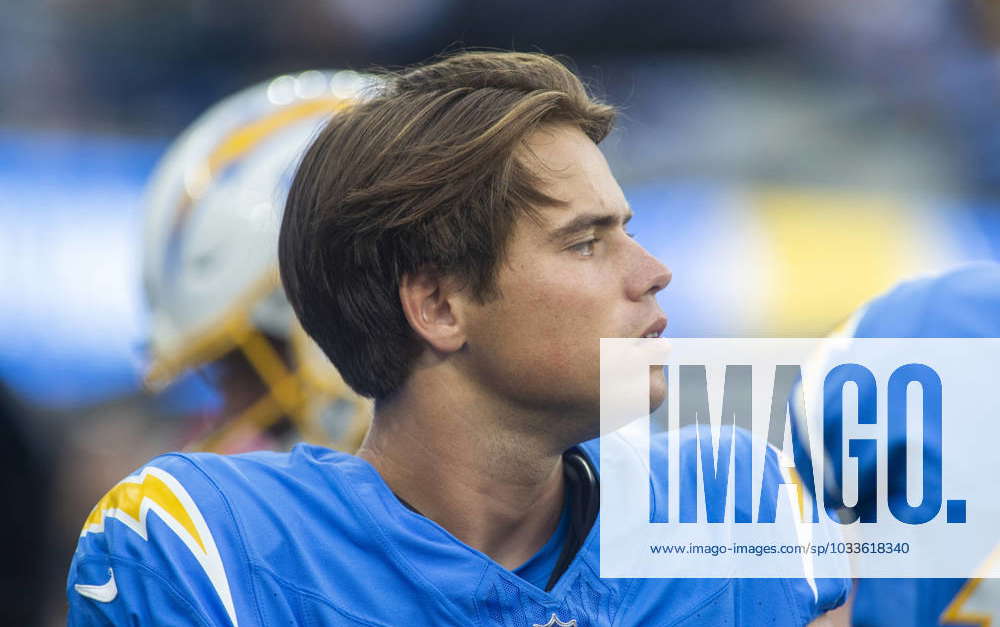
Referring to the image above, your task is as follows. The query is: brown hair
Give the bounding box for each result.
[279,51,615,399]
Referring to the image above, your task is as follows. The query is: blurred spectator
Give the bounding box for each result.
[0,382,51,626]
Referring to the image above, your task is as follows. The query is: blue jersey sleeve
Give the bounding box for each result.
[66,454,250,627]
[68,554,214,626]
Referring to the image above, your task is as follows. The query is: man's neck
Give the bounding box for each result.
[356,370,571,571]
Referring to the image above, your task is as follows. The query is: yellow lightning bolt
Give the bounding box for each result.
[940,579,991,627]
[82,470,205,554]
[79,466,238,626]
[940,542,1000,626]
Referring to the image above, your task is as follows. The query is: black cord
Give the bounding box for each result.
[545,446,599,591]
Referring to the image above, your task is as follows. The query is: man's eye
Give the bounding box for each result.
[570,239,598,256]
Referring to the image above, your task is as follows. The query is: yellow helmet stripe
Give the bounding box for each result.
[171,96,352,239]
[207,98,351,176]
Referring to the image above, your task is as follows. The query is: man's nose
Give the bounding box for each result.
[626,241,671,301]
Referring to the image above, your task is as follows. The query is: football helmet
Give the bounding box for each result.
[141,69,377,452]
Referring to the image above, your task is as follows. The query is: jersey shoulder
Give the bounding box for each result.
[68,451,253,625]
[68,444,380,626]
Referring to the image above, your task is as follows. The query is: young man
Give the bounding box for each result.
[68,51,848,625]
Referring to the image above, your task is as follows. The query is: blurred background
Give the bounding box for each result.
[4,0,1000,623]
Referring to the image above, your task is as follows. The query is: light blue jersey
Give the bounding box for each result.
[68,434,847,625]
[794,262,1000,627]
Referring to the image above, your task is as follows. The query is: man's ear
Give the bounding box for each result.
[399,270,467,354]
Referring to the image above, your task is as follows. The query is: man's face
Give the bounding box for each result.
[459,124,670,434]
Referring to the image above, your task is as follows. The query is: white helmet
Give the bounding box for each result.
[141,69,377,452]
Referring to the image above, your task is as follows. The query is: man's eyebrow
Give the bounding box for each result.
[547,209,634,242]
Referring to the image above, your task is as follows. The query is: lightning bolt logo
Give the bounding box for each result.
[80,466,238,626]
[940,543,1000,627]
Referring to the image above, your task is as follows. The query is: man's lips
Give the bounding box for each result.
[640,315,668,338]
